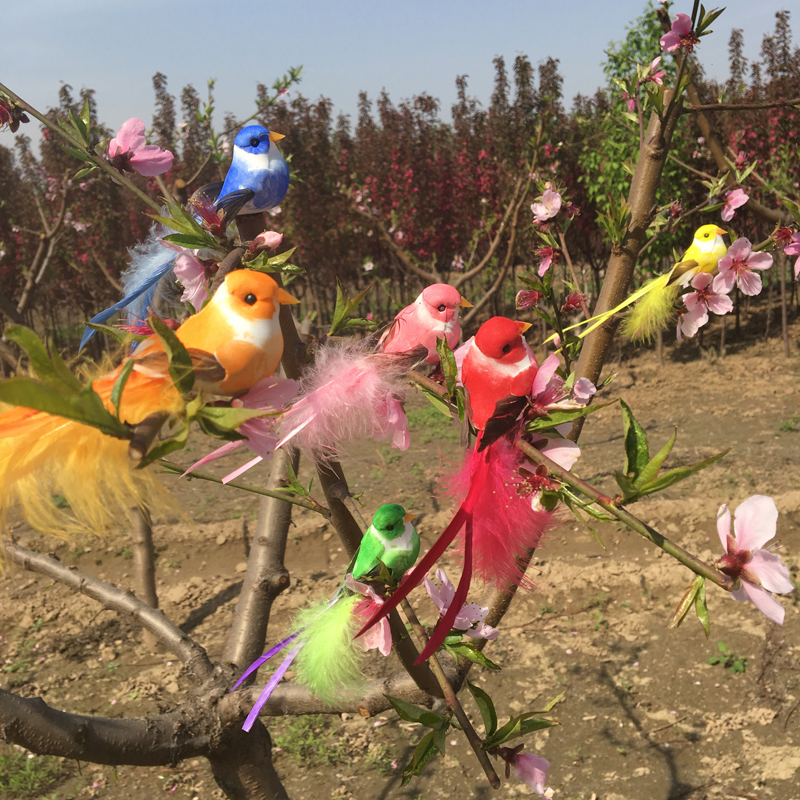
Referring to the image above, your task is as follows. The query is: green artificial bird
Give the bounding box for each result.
[352,504,420,582]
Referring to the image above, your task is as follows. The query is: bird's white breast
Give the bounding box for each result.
[374,522,415,552]
[232,146,272,172]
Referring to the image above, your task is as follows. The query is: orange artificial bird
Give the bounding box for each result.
[0,269,298,542]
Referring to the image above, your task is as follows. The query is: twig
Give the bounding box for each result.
[399,598,501,788]
[558,231,590,319]
[4,542,213,679]
[682,97,800,114]
[638,198,714,257]
[516,440,734,590]
[646,714,687,735]
[159,459,329,516]
[0,81,162,214]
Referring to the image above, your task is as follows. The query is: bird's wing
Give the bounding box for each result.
[666,259,699,286]
[480,394,530,451]
[131,348,226,385]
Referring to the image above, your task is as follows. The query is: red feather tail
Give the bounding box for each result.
[446,436,555,590]
[415,516,474,663]
[354,449,491,643]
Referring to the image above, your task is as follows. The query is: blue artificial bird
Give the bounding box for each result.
[79,125,290,350]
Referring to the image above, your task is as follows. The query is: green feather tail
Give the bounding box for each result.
[293,595,364,704]
[621,274,677,343]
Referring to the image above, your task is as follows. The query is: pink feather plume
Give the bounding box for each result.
[277,340,420,458]
[442,436,556,590]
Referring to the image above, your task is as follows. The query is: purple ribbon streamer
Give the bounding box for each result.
[231,632,300,693]
[242,640,305,732]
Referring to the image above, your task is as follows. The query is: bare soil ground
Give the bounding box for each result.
[2,320,799,800]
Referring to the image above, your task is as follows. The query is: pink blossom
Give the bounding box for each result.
[363,260,375,272]
[721,188,749,222]
[531,189,562,223]
[424,569,499,640]
[248,230,283,254]
[345,575,392,656]
[561,291,585,313]
[644,56,666,86]
[182,377,299,482]
[107,118,174,177]
[513,751,551,796]
[530,354,595,415]
[173,252,210,309]
[660,14,700,53]
[715,496,793,624]
[516,289,542,310]
[622,92,636,113]
[712,238,773,296]
[679,273,734,338]
[784,232,800,280]
[375,395,410,450]
[536,246,559,277]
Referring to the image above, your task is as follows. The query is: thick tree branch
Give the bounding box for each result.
[4,543,213,680]
[0,689,212,766]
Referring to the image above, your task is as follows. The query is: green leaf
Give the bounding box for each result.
[483,714,558,749]
[62,146,93,164]
[0,378,128,438]
[443,642,501,670]
[272,460,311,499]
[328,279,373,337]
[74,165,97,180]
[79,99,91,130]
[195,405,272,432]
[668,576,703,630]
[68,107,88,145]
[265,246,297,266]
[147,315,194,396]
[136,422,189,468]
[525,400,615,433]
[614,471,638,501]
[539,691,565,713]
[695,578,710,638]
[436,337,458,397]
[111,359,135,419]
[401,730,438,785]
[467,681,498,736]
[620,400,649,480]
[432,724,448,755]
[633,449,730,499]
[635,428,677,489]
[420,387,453,418]
[384,695,443,728]
[87,323,146,345]
[161,232,212,249]
[4,325,82,392]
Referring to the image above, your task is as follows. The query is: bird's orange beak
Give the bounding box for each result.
[714,225,727,236]
[277,288,300,305]
[269,131,286,142]
[458,296,473,308]
[403,511,417,523]
[516,321,532,335]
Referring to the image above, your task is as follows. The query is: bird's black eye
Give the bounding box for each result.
[245,293,257,305]
[386,523,394,531]
[502,343,511,354]
[250,137,260,147]
[437,304,446,312]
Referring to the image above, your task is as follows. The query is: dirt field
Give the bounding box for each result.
[1,318,799,800]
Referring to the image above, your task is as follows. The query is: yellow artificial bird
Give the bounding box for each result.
[0,270,298,544]
[621,224,728,342]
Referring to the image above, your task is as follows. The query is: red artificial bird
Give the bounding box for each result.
[357,316,555,663]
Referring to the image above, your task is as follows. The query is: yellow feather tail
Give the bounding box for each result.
[620,274,678,343]
[0,366,184,548]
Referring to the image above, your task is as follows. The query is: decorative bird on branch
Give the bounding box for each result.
[0,270,298,541]
[356,316,557,664]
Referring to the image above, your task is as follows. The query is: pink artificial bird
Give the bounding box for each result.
[377,284,472,364]
[357,316,556,663]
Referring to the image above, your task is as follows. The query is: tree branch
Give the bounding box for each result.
[0,689,211,766]
[4,543,214,680]
[682,96,800,114]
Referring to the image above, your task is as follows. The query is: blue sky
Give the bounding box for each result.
[1,0,792,150]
